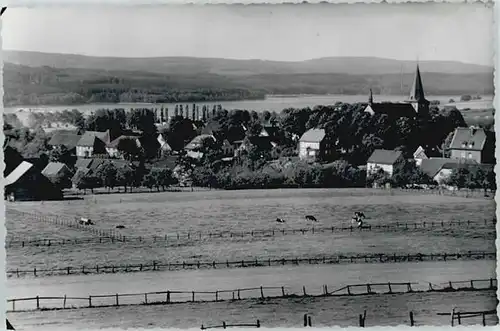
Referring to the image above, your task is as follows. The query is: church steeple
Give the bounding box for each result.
[406,63,430,115]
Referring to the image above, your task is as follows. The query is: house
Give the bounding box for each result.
[222,139,235,156]
[448,126,495,164]
[41,162,73,189]
[157,133,173,155]
[185,134,216,152]
[364,64,429,118]
[298,128,326,162]
[76,131,108,158]
[366,149,404,177]
[413,145,442,166]
[5,161,62,201]
[47,131,81,153]
[419,158,480,185]
[106,135,142,158]
[75,158,94,170]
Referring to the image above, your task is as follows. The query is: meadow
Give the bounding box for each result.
[6,188,497,330]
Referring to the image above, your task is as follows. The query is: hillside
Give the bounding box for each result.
[3,51,494,107]
[3,50,493,76]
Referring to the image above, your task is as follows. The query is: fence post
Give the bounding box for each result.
[63,295,67,309]
[347,285,351,295]
[308,315,312,327]
[167,291,171,303]
[490,278,494,288]
[388,282,392,293]
[256,320,260,328]
[303,286,307,296]
[482,312,486,326]
[144,293,148,304]
[260,286,264,299]
[89,296,92,308]
[115,293,119,306]
[238,289,241,300]
[457,312,461,325]
[281,286,285,297]
[215,291,219,301]
[223,321,226,329]
[192,291,195,302]
[34,267,37,277]
[36,295,40,309]
[409,311,414,326]
[304,314,308,327]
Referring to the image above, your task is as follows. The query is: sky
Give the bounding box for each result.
[1,3,494,66]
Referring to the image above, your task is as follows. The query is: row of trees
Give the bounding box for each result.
[73,162,175,193]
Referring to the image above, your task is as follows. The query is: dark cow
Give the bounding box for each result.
[305,215,318,222]
[276,218,286,223]
[116,225,126,229]
[78,218,94,226]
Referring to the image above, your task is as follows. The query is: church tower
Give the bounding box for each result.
[406,64,430,115]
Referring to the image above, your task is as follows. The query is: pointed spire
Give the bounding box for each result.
[368,88,373,105]
[408,64,426,102]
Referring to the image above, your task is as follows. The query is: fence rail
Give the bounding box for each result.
[7,251,496,278]
[6,278,496,313]
[201,320,260,329]
[7,213,495,249]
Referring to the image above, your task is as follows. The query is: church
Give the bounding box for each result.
[364,64,430,119]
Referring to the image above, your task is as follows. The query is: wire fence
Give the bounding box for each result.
[7,251,496,278]
[7,213,496,249]
[7,278,497,313]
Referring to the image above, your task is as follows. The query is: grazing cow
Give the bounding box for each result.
[276,217,286,223]
[116,225,125,229]
[354,212,366,220]
[305,215,318,222]
[79,218,94,226]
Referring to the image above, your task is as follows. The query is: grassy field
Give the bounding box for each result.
[7,290,498,330]
[6,188,497,330]
[6,189,495,270]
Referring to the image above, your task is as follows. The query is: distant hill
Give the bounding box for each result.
[3,50,493,76]
[3,51,494,107]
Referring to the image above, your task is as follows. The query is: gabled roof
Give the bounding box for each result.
[365,103,416,118]
[77,130,109,147]
[42,162,68,177]
[185,134,216,150]
[414,145,442,159]
[299,129,326,143]
[48,132,81,150]
[420,157,479,178]
[72,168,91,183]
[107,135,140,148]
[449,127,487,151]
[75,158,93,169]
[5,161,33,186]
[89,158,107,171]
[367,149,403,165]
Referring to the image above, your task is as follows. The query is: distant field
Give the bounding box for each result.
[6,189,496,270]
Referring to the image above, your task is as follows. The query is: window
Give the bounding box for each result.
[468,153,472,159]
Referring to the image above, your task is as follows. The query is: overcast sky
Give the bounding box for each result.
[1,3,494,65]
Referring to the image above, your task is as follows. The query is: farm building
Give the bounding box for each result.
[47,131,81,153]
[41,162,74,189]
[5,161,63,201]
[298,128,326,162]
[75,158,94,170]
[448,126,495,164]
[222,139,235,156]
[185,134,216,159]
[419,158,483,185]
[366,149,404,177]
[106,135,142,158]
[413,145,442,166]
[76,131,108,158]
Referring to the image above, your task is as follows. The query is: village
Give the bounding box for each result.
[3,65,496,201]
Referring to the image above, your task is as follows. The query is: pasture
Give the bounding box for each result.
[7,290,498,330]
[6,188,497,330]
[6,189,496,271]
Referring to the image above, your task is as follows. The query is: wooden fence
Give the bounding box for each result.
[7,213,495,249]
[438,309,498,327]
[6,278,496,313]
[7,251,496,278]
[201,320,260,329]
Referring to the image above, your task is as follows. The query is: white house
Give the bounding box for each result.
[366,149,404,177]
[298,128,326,161]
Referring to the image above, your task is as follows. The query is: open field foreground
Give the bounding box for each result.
[7,290,498,330]
[6,189,496,271]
